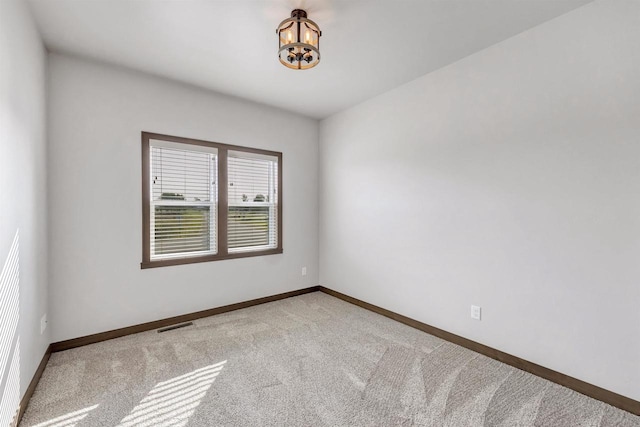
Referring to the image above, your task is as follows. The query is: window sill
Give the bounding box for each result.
[141,248,283,269]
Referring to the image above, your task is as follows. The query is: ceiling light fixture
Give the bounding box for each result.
[276,9,322,70]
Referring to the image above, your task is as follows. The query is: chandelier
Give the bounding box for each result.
[276,9,322,70]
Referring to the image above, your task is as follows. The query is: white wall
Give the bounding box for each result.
[48,53,319,342]
[319,0,640,401]
[0,0,50,419]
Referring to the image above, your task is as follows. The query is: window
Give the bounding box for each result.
[227,152,278,252]
[141,132,282,268]
[150,141,217,259]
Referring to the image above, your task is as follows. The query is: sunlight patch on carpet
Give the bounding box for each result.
[116,360,226,427]
[32,404,99,427]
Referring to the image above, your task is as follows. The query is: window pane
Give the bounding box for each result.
[228,153,278,252]
[151,146,214,202]
[153,206,212,256]
[228,156,273,204]
[228,206,270,249]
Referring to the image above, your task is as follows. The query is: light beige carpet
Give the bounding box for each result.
[20,292,639,426]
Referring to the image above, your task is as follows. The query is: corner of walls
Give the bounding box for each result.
[315,118,322,286]
[317,120,328,287]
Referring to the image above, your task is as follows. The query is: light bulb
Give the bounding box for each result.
[304,30,312,44]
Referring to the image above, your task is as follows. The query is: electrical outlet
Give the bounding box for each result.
[40,314,48,334]
[471,305,481,320]
[302,267,307,276]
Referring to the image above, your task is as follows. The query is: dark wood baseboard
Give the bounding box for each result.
[318,286,640,416]
[51,286,320,352]
[11,344,52,427]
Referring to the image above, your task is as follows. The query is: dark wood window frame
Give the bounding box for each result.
[141,132,283,269]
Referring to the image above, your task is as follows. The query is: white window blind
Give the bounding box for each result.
[150,140,217,259]
[227,151,278,252]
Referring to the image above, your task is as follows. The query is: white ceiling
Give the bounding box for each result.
[27,0,592,119]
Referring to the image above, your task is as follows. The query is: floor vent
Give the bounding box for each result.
[157,322,193,333]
